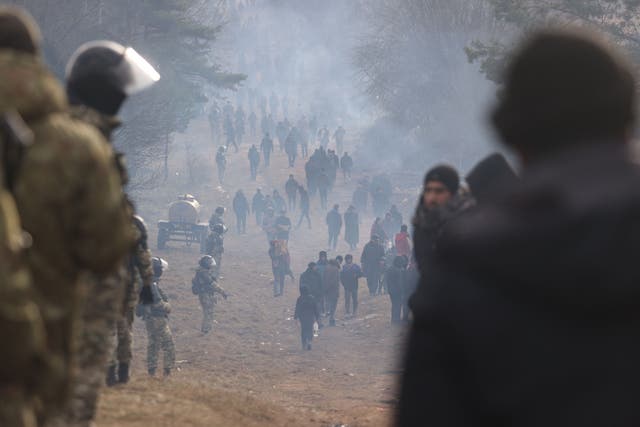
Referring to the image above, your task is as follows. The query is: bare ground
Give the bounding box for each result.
[96,119,408,427]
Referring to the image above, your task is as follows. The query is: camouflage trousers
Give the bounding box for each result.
[212,252,222,277]
[145,316,175,372]
[0,389,37,427]
[112,303,134,365]
[199,292,215,333]
[64,270,125,427]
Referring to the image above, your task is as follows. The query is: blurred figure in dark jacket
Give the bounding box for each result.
[399,29,640,426]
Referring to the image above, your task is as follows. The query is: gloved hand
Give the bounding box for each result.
[139,285,153,305]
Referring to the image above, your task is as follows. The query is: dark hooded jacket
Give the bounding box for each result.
[399,144,640,427]
[299,267,322,300]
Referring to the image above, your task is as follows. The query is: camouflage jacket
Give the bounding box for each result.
[193,267,226,296]
[0,50,134,318]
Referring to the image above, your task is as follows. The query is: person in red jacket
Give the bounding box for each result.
[395,224,412,258]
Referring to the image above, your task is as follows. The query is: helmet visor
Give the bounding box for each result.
[121,47,160,95]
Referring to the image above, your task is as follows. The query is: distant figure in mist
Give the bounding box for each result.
[260,132,274,167]
[344,205,359,250]
[399,29,640,426]
[269,240,293,297]
[326,204,342,251]
[248,144,260,180]
[285,127,299,167]
[318,125,330,149]
[285,175,299,211]
[317,169,330,210]
[340,254,363,317]
[232,190,249,234]
[352,184,368,213]
[252,189,265,226]
[340,152,353,180]
[215,146,226,184]
[223,116,238,152]
[294,286,319,350]
[296,185,312,229]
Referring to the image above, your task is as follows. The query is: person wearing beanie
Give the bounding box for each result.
[399,28,640,426]
[412,163,473,272]
[422,164,459,208]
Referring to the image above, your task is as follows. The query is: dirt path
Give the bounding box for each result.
[97,120,408,426]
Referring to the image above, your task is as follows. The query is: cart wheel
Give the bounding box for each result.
[157,230,168,249]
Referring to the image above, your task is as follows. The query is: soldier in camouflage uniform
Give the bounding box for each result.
[62,41,159,426]
[0,108,52,427]
[192,255,228,334]
[137,257,175,376]
[0,9,133,426]
[209,206,226,230]
[205,223,225,278]
[109,215,154,384]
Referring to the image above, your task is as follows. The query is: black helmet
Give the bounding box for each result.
[199,255,216,269]
[66,40,160,115]
[215,207,225,215]
[151,257,167,278]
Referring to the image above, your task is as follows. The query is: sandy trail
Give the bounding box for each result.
[97,120,408,426]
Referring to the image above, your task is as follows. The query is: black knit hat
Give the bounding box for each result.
[424,164,459,195]
[493,28,636,154]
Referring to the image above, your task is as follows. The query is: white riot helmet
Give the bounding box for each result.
[66,40,160,115]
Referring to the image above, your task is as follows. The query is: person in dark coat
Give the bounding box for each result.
[296,185,311,229]
[340,152,353,180]
[323,259,341,326]
[360,235,385,296]
[317,169,330,210]
[285,174,298,211]
[411,164,474,266]
[294,286,319,351]
[340,254,363,316]
[343,205,359,250]
[232,190,249,234]
[268,240,292,297]
[248,144,260,180]
[274,210,292,241]
[398,29,640,426]
[326,204,342,251]
[299,262,323,328]
[284,128,298,167]
[385,255,406,323]
[260,132,274,167]
[352,185,368,213]
[251,189,265,226]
